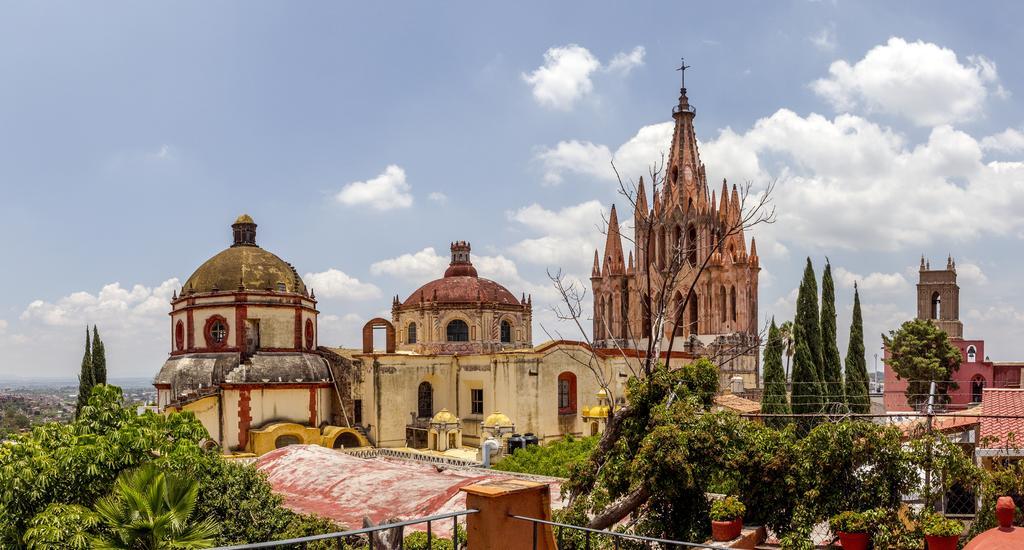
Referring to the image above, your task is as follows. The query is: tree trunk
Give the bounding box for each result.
[587,486,651,530]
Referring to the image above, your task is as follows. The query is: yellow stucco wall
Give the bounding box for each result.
[246,305,298,349]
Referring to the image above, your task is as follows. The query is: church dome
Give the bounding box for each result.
[182,216,307,296]
[402,241,519,307]
[482,411,513,429]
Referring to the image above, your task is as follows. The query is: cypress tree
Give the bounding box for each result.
[761,318,790,428]
[844,283,871,413]
[92,325,107,385]
[820,261,845,410]
[790,258,823,434]
[75,327,94,418]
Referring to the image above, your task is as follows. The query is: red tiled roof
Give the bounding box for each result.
[255,445,563,534]
[403,276,521,307]
[979,388,1024,449]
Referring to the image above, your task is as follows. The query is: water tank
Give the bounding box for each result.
[507,433,524,454]
[523,433,539,447]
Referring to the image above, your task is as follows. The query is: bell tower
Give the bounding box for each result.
[916,255,963,339]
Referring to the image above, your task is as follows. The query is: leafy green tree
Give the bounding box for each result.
[91,463,219,549]
[92,325,107,385]
[23,504,99,550]
[75,327,94,418]
[790,258,823,433]
[492,435,598,478]
[778,320,795,382]
[882,319,962,410]
[844,284,871,414]
[761,319,791,428]
[819,261,845,409]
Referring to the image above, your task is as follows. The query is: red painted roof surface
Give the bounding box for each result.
[979,388,1024,449]
[256,445,562,535]
[403,275,521,307]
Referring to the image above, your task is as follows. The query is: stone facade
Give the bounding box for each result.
[591,83,761,389]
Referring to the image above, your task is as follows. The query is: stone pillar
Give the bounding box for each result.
[461,480,556,550]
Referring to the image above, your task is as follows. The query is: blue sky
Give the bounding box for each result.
[2,1,1024,379]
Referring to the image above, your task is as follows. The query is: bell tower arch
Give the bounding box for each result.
[916,255,963,339]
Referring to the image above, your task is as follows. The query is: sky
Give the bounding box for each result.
[2,1,1024,380]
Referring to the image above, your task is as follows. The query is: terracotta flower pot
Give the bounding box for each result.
[711,518,742,541]
[925,534,959,550]
[837,531,869,550]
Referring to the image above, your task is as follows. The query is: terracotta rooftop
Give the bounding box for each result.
[713,393,761,414]
[403,276,521,307]
[979,388,1024,450]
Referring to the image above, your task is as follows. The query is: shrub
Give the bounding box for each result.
[492,434,597,478]
[829,510,867,534]
[922,514,964,537]
[709,496,745,521]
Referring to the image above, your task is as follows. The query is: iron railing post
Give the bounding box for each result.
[427,520,432,547]
[532,521,538,550]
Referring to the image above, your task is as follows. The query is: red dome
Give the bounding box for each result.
[403,276,520,307]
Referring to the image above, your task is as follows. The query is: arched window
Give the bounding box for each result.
[687,225,697,266]
[674,225,683,255]
[417,381,433,418]
[446,320,469,342]
[408,322,417,344]
[500,320,512,343]
[304,319,314,350]
[204,315,228,348]
[175,320,185,351]
[931,292,941,320]
[557,372,577,414]
[658,228,666,270]
[672,291,685,337]
[275,434,302,448]
[971,376,985,403]
[967,345,977,362]
[719,286,727,323]
[730,286,737,322]
[641,293,652,338]
[688,289,699,335]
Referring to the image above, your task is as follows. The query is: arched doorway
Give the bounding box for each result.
[417,381,433,418]
[971,376,985,404]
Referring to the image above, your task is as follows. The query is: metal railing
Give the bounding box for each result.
[509,515,734,550]
[213,509,477,549]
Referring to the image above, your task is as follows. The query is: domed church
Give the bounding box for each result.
[154,216,366,454]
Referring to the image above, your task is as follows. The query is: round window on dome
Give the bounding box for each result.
[204,316,229,348]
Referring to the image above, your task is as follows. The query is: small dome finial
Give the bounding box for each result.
[231,215,257,247]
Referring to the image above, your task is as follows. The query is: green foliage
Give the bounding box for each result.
[862,507,923,550]
[829,510,867,534]
[761,319,791,428]
[819,261,845,409]
[709,496,745,521]
[907,432,983,509]
[492,435,597,478]
[0,384,338,549]
[92,325,107,385]
[75,327,94,418]
[91,463,220,549]
[883,318,962,410]
[791,258,823,434]
[966,460,1024,541]
[402,524,466,550]
[23,504,99,550]
[921,514,964,537]
[843,285,871,413]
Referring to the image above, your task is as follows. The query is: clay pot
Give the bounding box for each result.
[836,531,869,550]
[925,534,959,550]
[711,518,742,541]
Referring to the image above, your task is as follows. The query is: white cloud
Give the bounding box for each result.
[523,44,645,110]
[335,165,413,211]
[507,200,608,274]
[20,279,179,328]
[606,46,646,75]
[698,108,1024,252]
[956,262,988,285]
[523,44,601,110]
[811,37,1003,126]
[370,247,449,284]
[810,24,837,52]
[302,269,381,301]
[428,191,448,204]
[981,128,1024,154]
[535,122,673,185]
[832,266,909,293]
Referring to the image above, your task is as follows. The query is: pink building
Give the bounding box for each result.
[884,257,1024,412]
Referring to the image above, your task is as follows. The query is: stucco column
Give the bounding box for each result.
[461,479,556,550]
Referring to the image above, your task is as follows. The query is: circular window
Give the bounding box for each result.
[175,320,185,351]
[204,316,229,348]
[305,319,315,350]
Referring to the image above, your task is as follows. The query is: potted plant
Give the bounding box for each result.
[829,511,869,550]
[921,514,963,550]
[709,496,746,541]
